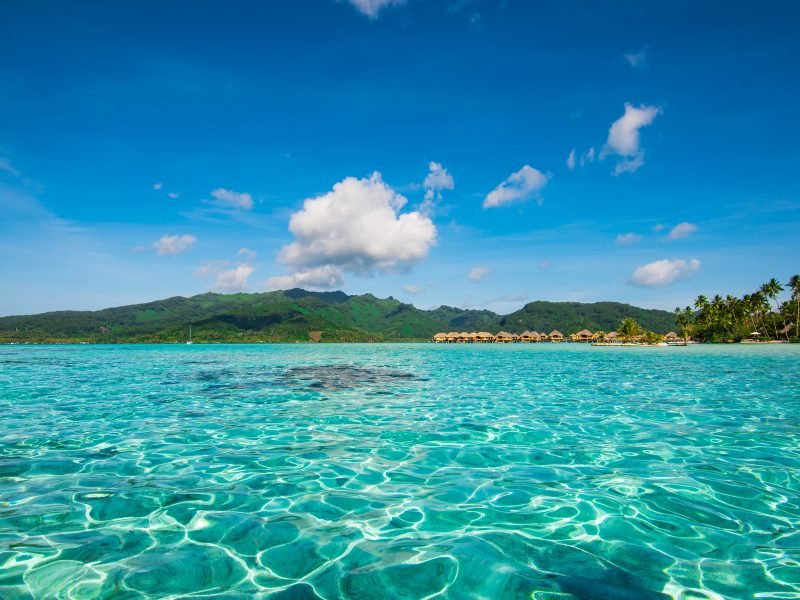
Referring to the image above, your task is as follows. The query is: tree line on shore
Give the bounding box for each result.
[674,276,799,342]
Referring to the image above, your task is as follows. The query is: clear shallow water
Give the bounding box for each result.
[1,344,799,600]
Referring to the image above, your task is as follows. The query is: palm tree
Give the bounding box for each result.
[618,317,643,343]
[760,279,784,338]
[676,306,695,342]
[789,274,800,338]
[694,295,709,311]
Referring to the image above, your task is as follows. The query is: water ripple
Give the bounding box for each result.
[0,343,799,598]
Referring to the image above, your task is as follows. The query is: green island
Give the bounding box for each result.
[1,276,797,344]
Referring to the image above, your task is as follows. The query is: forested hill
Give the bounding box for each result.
[0,289,676,343]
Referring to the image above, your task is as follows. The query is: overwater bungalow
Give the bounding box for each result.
[574,329,593,342]
[519,331,535,342]
[494,331,514,343]
[539,332,550,341]
[476,331,494,343]
[446,331,460,343]
[530,331,542,342]
[433,332,447,343]
[606,331,619,341]
[549,330,564,342]
[458,332,471,343]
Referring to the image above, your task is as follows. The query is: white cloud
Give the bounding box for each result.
[468,266,490,282]
[404,284,420,294]
[152,234,197,256]
[214,264,254,292]
[601,103,661,175]
[0,158,20,177]
[630,257,701,287]
[266,265,344,290]
[615,232,642,246]
[624,48,648,69]
[211,188,253,210]
[421,161,455,214]
[568,148,596,170]
[269,172,436,289]
[483,165,549,208]
[168,192,180,199]
[153,182,163,191]
[347,0,404,18]
[212,248,257,292]
[667,222,698,240]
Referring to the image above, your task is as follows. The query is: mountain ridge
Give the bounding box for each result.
[0,289,677,343]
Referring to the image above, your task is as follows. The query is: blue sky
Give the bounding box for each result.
[1,0,798,315]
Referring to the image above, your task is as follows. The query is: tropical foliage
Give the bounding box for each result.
[676,276,799,342]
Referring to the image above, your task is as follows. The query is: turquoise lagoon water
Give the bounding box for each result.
[1,343,799,599]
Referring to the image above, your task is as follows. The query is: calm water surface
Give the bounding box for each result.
[1,344,799,599]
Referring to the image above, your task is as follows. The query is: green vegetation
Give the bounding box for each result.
[618,317,643,342]
[0,289,678,344]
[677,275,799,342]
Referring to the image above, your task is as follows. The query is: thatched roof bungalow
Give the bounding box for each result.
[446,331,460,343]
[520,331,535,342]
[530,331,542,342]
[476,332,494,343]
[494,331,514,343]
[549,330,564,342]
[433,332,447,343]
[606,331,619,340]
[664,331,679,341]
[575,329,593,342]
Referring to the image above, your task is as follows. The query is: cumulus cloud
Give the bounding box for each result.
[630,258,701,287]
[212,248,257,292]
[153,182,163,191]
[168,192,180,199]
[347,0,404,18]
[152,234,197,256]
[266,265,345,290]
[601,103,661,175]
[624,48,648,69]
[211,188,253,210]
[468,266,490,282]
[268,172,436,289]
[667,222,698,240]
[404,284,420,294]
[615,232,642,246]
[421,161,454,214]
[214,264,254,292]
[483,165,549,208]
